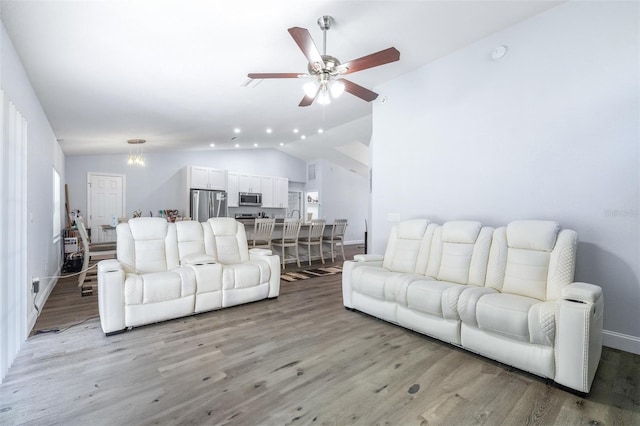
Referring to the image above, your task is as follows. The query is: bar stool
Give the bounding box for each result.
[323,219,348,262]
[299,219,325,265]
[249,218,276,249]
[272,218,302,269]
[76,218,116,291]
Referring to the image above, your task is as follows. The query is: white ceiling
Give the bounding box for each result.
[0,0,562,176]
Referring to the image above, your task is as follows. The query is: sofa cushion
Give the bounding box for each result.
[428,222,492,286]
[503,248,551,301]
[176,221,206,261]
[118,218,179,273]
[352,266,421,303]
[486,221,566,301]
[475,293,538,343]
[124,268,196,305]
[441,221,481,244]
[406,280,480,320]
[437,241,476,285]
[222,260,270,290]
[382,220,432,274]
[507,220,560,252]
[204,218,251,264]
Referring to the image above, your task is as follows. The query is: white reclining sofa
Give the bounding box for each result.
[98,217,280,335]
[342,219,603,393]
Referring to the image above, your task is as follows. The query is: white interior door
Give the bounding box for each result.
[88,173,125,243]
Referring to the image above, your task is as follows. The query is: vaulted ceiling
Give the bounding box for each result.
[0,0,562,176]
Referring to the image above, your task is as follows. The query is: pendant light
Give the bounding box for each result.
[127,139,146,166]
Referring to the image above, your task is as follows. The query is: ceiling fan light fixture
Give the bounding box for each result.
[317,88,331,105]
[329,80,345,98]
[303,80,319,97]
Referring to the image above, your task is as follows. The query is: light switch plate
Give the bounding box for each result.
[387,213,401,222]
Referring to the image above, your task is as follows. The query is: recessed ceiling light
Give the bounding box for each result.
[253,143,259,147]
[234,128,241,134]
[209,143,215,147]
[280,142,284,146]
[293,128,299,133]
[266,128,272,134]
[301,135,306,140]
[318,128,324,134]
[235,143,240,148]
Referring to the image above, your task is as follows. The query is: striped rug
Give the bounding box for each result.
[280,266,342,282]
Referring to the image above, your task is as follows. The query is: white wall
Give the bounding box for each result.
[371,1,639,352]
[1,21,64,375]
[307,159,368,244]
[65,148,306,220]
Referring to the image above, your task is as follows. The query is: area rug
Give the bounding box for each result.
[281,266,342,282]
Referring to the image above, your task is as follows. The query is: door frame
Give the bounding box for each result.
[87,172,126,228]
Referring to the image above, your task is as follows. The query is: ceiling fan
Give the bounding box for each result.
[247,16,400,107]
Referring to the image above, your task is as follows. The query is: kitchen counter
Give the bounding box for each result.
[240,219,337,239]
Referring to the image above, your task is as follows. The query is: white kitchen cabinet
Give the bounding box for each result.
[261,176,275,207]
[262,177,289,209]
[273,177,289,208]
[189,166,227,190]
[258,176,288,208]
[227,172,239,207]
[238,174,261,193]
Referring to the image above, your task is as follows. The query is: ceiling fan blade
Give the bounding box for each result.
[247,73,302,79]
[299,85,321,107]
[341,79,379,102]
[298,94,315,107]
[288,27,323,67]
[340,47,400,75]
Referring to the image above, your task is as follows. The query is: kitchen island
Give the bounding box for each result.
[241,219,343,266]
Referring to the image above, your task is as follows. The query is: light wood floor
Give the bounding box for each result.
[1,245,638,425]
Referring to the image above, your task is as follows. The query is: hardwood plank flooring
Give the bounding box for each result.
[2,244,639,425]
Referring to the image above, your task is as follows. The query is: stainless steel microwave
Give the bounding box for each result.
[239,192,262,206]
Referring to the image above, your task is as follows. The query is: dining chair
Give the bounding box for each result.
[322,219,348,262]
[299,219,325,266]
[271,218,302,269]
[249,218,276,249]
[76,217,116,291]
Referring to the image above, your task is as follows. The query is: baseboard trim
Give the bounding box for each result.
[603,329,640,355]
[28,269,60,334]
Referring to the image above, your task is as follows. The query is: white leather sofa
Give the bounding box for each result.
[342,219,603,393]
[98,217,280,335]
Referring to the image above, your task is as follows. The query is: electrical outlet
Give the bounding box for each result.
[32,277,40,293]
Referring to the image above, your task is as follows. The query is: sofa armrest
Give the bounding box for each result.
[341,254,386,308]
[181,253,216,266]
[555,282,604,393]
[97,259,126,335]
[353,254,384,263]
[562,282,602,303]
[250,251,280,298]
[249,248,273,256]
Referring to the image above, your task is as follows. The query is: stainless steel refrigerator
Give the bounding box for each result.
[190,189,227,221]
